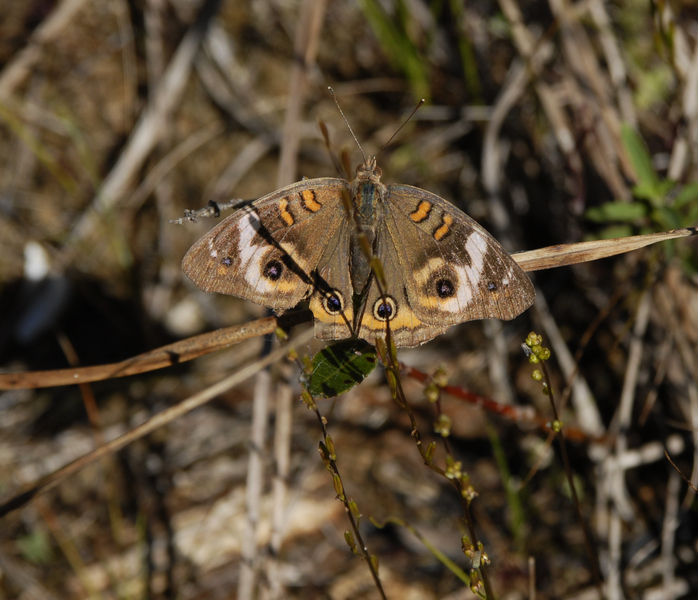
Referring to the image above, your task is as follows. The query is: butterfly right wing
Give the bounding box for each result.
[182,178,349,311]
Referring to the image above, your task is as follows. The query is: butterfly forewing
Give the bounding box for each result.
[182,178,349,311]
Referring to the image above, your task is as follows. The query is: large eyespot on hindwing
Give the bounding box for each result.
[372,296,397,322]
[435,278,455,299]
[263,259,284,281]
[417,260,461,301]
[413,257,471,314]
[322,290,345,315]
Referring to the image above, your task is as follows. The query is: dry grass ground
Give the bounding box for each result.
[1,0,698,598]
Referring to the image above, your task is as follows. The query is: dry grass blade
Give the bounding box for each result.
[514,228,697,272]
[0,326,315,518]
[0,0,90,100]
[0,311,311,390]
[62,0,224,261]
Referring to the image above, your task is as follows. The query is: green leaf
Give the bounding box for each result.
[449,0,482,103]
[651,207,682,230]
[633,178,675,203]
[308,339,378,399]
[685,202,698,226]
[16,530,53,565]
[371,516,470,585]
[487,423,525,549]
[357,0,431,101]
[598,224,634,239]
[621,124,661,200]
[585,201,648,223]
[673,182,698,210]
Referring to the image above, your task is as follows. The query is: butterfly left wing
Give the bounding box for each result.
[182,178,349,311]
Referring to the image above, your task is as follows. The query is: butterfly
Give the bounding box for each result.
[181,150,535,348]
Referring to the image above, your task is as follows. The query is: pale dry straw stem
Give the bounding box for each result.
[482,6,556,407]
[194,24,277,202]
[498,0,536,57]
[111,0,138,130]
[588,0,636,128]
[514,228,697,272]
[606,507,622,600]
[668,39,698,181]
[61,0,224,264]
[490,0,556,203]
[547,0,632,182]
[267,375,294,600]
[660,469,682,599]
[152,127,212,322]
[594,437,684,599]
[208,137,274,204]
[654,0,692,78]
[145,0,167,96]
[479,52,546,408]
[533,291,604,437]
[205,21,254,94]
[494,0,616,207]
[481,56,528,206]
[605,436,684,473]
[143,0,179,324]
[239,2,328,598]
[277,0,328,187]
[653,284,698,505]
[597,434,685,583]
[0,0,90,101]
[497,0,580,167]
[238,369,272,600]
[557,74,630,202]
[0,327,315,517]
[605,290,651,600]
[684,379,698,507]
[127,121,225,214]
[197,24,274,139]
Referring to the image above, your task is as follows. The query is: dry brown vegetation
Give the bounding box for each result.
[1,0,698,598]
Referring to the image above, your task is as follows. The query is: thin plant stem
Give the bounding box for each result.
[540,360,604,598]
[309,399,387,600]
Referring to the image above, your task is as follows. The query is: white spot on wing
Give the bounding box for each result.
[449,234,485,312]
[412,234,486,314]
[236,210,270,289]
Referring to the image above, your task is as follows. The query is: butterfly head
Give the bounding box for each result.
[355,156,382,184]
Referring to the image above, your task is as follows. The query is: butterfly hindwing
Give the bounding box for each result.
[356,220,449,347]
[309,221,355,341]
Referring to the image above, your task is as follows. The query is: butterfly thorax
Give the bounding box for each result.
[349,157,386,296]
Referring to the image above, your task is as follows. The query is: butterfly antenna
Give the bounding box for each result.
[376,98,425,160]
[329,87,367,163]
